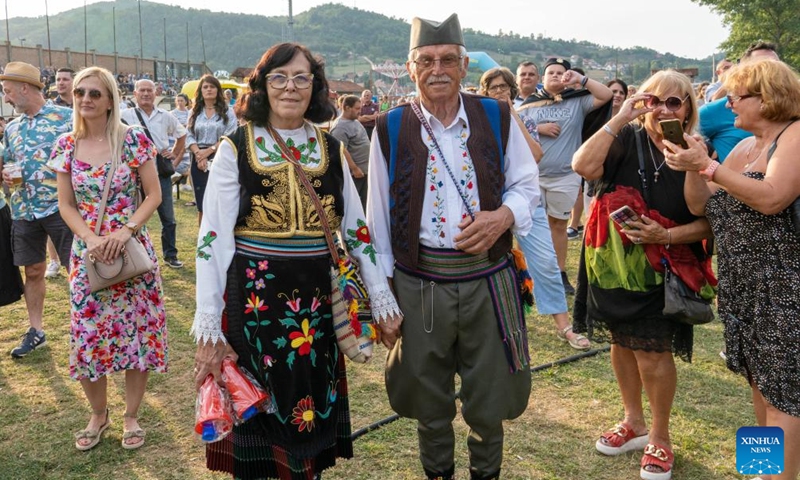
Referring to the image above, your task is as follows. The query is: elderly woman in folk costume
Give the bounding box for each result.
[192,42,402,480]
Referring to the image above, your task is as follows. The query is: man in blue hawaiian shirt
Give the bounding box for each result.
[1,62,73,358]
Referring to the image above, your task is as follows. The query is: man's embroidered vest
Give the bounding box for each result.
[375,94,512,268]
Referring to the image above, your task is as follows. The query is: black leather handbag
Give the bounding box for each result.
[662,263,714,325]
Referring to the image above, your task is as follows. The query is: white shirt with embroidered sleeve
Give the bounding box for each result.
[335,139,402,322]
[191,133,240,345]
[367,95,539,277]
[192,122,401,344]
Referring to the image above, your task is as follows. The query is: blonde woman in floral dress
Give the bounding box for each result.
[50,67,167,452]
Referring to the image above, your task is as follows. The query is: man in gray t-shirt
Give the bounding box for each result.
[331,95,370,209]
[517,57,611,295]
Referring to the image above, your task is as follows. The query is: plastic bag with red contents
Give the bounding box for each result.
[194,375,234,443]
[221,358,275,423]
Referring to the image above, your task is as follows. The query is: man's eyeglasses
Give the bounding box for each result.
[487,84,510,93]
[644,94,690,112]
[266,73,314,90]
[73,88,103,99]
[412,55,463,70]
[726,93,757,105]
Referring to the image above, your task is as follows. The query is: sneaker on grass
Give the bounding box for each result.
[10,328,47,358]
[45,260,61,278]
[165,257,184,269]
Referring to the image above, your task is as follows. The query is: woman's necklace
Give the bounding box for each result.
[647,137,666,183]
[743,138,769,172]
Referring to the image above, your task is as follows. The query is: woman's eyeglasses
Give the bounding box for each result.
[726,93,757,105]
[73,88,103,99]
[266,73,314,90]
[412,55,463,70]
[644,94,689,111]
[487,84,510,93]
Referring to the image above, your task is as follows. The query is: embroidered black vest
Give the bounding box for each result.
[375,94,512,268]
[223,123,345,238]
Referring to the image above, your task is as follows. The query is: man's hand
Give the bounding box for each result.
[1,169,12,188]
[351,165,365,179]
[537,122,561,138]
[454,206,514,254]
[378,314,403,350]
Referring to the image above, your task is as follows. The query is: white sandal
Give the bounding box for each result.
[557,325,591,350]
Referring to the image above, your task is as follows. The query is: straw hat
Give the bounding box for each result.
[0,62,44,89]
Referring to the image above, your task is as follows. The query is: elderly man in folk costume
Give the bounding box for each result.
[367,14,540,480]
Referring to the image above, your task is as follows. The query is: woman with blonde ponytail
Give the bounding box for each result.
[48,66,168,452]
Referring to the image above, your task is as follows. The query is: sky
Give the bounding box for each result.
[6,0,730,59]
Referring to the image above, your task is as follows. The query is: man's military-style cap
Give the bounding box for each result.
[409,13,465,51]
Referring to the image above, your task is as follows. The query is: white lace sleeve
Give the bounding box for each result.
[335,139,402,323]
[191,135,240,344]
[367,283,403,323]
[190,311,227,345]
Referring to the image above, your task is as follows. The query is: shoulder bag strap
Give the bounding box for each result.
[133,108,157,145]
[766,119,797,162]
[265,123,340,265]
[408,100,475,220]
[93,143,119,236]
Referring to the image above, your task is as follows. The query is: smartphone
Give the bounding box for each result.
[659,119,688,149]
[609,205,641,230]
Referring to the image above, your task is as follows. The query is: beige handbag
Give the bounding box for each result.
[84,152,154,293]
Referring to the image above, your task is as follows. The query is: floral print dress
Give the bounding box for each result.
[49,128,168,381]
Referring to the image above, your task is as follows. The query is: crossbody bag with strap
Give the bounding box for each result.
[133,108,175,177]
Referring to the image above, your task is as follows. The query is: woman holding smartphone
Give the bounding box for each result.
[572,70,716,480]
[666,59,800,480]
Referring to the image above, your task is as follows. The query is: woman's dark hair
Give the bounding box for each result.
[606,79,629,97]
[188,74,229,133]
[478,67,519,100]
[236,42,335,125]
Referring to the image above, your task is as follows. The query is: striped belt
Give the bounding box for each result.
[234,235,329,258]
[397,245,529,373]
[395,245,509,283]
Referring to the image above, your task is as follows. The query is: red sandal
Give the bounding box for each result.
[595,422,649,456]
[640,443,674,480]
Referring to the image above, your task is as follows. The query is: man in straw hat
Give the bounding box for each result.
[368,14,539,480]
[1,61,73,358]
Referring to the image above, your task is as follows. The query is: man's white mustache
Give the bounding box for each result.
[426,75,451,85]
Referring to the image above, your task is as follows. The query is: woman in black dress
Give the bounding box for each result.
[573,70,716,480]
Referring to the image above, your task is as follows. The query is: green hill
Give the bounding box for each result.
[2,1,714,83]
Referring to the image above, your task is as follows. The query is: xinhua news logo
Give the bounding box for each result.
[737,426,784,476]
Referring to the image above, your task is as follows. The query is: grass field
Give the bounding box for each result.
[0,189,753,480]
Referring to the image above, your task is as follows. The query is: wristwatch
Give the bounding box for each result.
[210,145,217,152]
[125,222,138,233]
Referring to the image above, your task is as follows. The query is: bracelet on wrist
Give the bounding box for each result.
[666,229,672,249]
[581,76,589,87]
[603,124,618,138]
[699,160,720,182]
